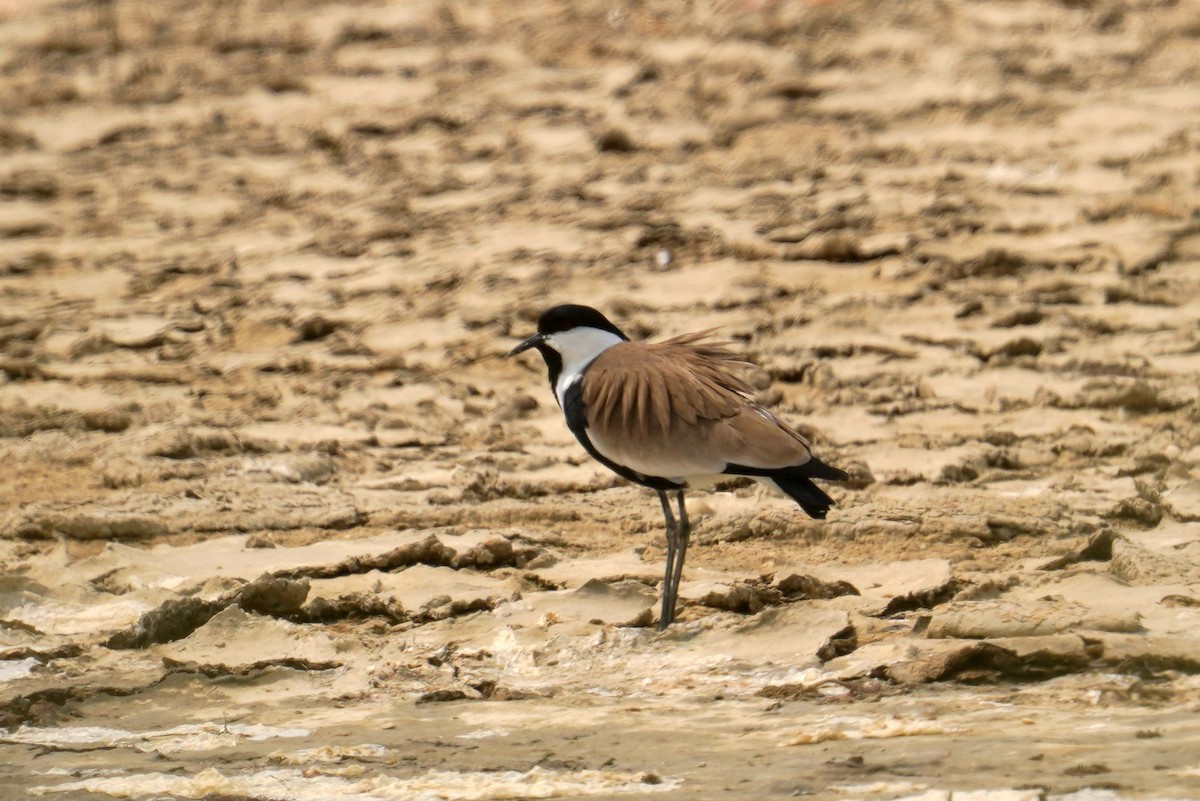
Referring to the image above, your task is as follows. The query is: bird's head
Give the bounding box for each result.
[507,304,629,360]
[508,305,630,391]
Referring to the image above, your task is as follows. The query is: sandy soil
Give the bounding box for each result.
[2,0,1200,798]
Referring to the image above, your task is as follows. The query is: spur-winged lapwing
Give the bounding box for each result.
[508,304,848,630]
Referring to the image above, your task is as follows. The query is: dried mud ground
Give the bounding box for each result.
[2,0,1200,799]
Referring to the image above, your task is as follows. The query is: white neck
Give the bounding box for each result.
[549,327,624,406]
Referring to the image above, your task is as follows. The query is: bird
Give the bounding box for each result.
[508,304,848,630]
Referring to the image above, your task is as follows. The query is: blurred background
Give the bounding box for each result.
[2,0,1197,536]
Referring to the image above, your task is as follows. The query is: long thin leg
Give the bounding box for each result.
[665,490,690,626]
[656,490,678,630]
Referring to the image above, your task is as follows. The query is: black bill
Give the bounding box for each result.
[507,332,545,357]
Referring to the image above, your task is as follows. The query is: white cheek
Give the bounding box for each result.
[548,328,623,366]
[547,328,623,406]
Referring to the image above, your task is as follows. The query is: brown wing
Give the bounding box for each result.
[581,335,817,476]
[582,337,748,437]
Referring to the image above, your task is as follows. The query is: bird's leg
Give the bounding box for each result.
[664,490,690,626]
[656,490,678,630]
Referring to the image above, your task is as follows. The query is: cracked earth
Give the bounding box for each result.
[2,0,1200,798]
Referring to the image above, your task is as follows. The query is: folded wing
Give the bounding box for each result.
[581,334,829,480]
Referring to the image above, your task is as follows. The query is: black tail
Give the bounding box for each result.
[724,455,849,519]
[795,455,850,483]
[768,456,849,520]
[771,474,838,519]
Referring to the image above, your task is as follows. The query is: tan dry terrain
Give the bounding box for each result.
[2,0,1200,798]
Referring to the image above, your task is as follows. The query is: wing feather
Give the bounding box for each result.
[580,333,820,478]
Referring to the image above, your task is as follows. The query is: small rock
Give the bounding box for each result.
[955,299,984,318]
[962,247,1029,278]
[766,81,821,100]
[145,427,240,459]
[687,580,783,614]
[144,429,196,459]
[765,225,811,244]
[775,574,859,600]
[842,461,875,490]
[783,232,865,263]
[67,334,111,359]
[1163,481,1200,522]
[1064,763,1109,777]
[817,625,858,662]
[237,574,310,616]
[992,308,1044,328]
[415,688,473,705]
[99,457,145,489]
[985,516,1042,541]
[885,635,1091,684]
[1105,497,1163,528]
[493,393,539,421]
[1039,529,1117,570]
[453,538,517,569]
[97,316,168,349]
[107,597,223,649]
[988,337,1043,360]
[1089,632,1200,673]
[268,453,335,484]
[1078,380,1183,413]
[49,513,168,540]
[1116,453,1170,477]
[596,128,636,153]
[939,458,983,484]
[1110,537,1200,584]
[277,534,457,580]
[81,409,132,433]
[0,357,39,380]
[295,315,339,342]
[301,592,407,623]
